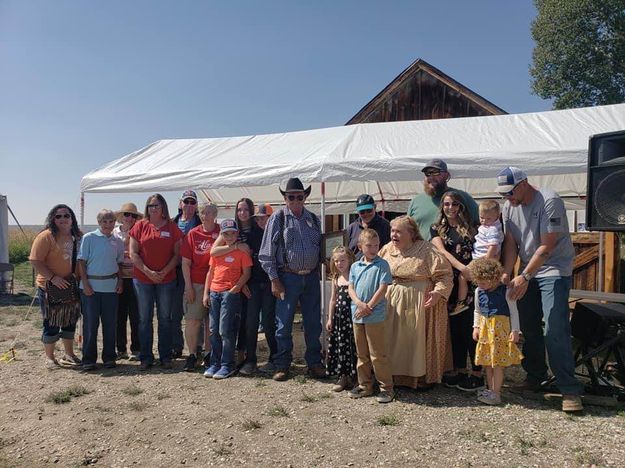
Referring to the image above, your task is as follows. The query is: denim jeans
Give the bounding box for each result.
[209,291,242,369]
[117,278,140,354]
[244,281,277,364]
[273,271,322,370]
[171,266,185,353]
[518,276,583,395]
[81,291,118,365]
[133,279,175,364]
[37,288,76,344]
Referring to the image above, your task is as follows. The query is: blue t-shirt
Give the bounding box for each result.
[77,229,124,293]
[349,256,392,324]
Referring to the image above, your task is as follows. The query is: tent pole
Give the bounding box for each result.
[80,192,85,229]
[320,182,327,355]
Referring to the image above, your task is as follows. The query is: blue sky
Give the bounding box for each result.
[1,0,549,225]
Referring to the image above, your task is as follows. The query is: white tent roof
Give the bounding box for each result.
[81,104,625,213]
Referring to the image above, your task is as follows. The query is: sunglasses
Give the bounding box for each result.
[147,204,161,209]
[123,212,138,219]
[359,209,374,214]
[424,170,442,177]
[54,214,71,219]
[500,182,521,198]
[287,195,305,201]
[183,199,197,205]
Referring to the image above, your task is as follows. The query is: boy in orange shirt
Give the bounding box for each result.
[202,219,252,379]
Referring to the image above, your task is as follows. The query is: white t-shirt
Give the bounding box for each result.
[472,220,504,259]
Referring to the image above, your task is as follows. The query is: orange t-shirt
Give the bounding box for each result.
[29,230,76,288]
[209,249,253,292]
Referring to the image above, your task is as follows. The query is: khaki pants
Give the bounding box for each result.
[353,321,393,392]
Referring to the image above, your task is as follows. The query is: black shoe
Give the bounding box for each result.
[172,350,183,360]
[160,360,173,370]
[457,374,485,392]
[442,373,468,388]
[139,361,151,371]
[202,353,211,368]
[183,354,197,372]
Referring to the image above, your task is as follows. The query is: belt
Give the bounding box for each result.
[281,268,313,276]
[87,273,118,280]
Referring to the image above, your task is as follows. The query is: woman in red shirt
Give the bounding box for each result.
[129,194,183,370]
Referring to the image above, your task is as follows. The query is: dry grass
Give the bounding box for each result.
[8,229,38,264]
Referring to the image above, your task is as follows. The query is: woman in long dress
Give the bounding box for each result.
[379,216,453,388]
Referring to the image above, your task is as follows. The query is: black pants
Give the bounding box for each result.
[116,278,140,354]
[449,307,480,372]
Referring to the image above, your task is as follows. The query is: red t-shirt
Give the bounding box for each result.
[209,249,253,292]
[180,224,220,285]
[129,219,184,284]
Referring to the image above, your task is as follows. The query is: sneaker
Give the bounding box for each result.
[457,374,485,392]
[272,369,290,381]
[259,361,277,374]
[183,354,198,372]
[477,389,501,406]
[117,351,129,360]
[204,364,219,378]
[213,366,236,380]
[348,386,374,399]
[376,390,395,403]
[139,361,152,371]
[45,358,60,370]
[239,362,257,376]
[562,394,583,412]
[442,373,468,388]
[103,361,116,369]
[82,363,97,371]
[58,355,82,367]
[128,353,140,362]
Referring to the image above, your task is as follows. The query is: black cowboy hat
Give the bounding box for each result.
[279,177,312,197]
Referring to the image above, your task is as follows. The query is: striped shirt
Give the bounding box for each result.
[259,207,321,280]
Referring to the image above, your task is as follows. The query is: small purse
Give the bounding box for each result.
[44,238,81,327]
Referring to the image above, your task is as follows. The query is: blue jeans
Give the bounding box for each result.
[171,266,185,353]
[81,291,118,365]
[274,271,322,370]
[518,276,583,395]
[37,288,76,344]
[209,291,242,369]
[133,279,175,364]
[244,281,277,364]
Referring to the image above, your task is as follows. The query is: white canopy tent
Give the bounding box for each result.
[81,103,625,215]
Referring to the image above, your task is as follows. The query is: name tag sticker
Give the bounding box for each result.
[225,256,234,263]
[160,231,171,238]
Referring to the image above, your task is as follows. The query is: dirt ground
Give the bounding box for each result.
[1,284,625,468]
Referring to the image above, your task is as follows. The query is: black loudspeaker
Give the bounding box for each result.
[571,301,625,346]
[586,130,625,231]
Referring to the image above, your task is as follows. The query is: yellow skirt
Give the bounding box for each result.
[475,315,523,367]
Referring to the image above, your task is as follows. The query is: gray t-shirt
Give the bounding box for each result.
[502,188,574,278]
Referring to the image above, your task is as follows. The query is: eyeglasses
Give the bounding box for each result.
[443,201,459,207]
[183,199,197,205]
[359,209,374,215]
[123,212,138,219]
[287,195,305,201]
[424,170,442,177]
[147,204,161,209]
[54,214,71,219]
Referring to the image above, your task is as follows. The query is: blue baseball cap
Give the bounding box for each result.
[496,167,528,193]
[220,218,238,233]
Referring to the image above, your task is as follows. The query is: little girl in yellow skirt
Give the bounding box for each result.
[468,257,523,405]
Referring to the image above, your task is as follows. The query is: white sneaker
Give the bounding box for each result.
[45,358,60,370]
[477,389,502,406]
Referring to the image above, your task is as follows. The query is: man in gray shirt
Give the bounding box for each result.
[499,167,583,412]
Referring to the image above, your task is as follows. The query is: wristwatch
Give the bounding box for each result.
[521,271,533,282]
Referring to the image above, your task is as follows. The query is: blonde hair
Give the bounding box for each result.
[467,257,504,284]
[199,202,218,217]
[328,246,355,280]
[390,216,423,242]
[358,228,379,244]
[479,200,500,216]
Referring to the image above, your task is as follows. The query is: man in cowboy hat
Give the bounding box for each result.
[407,158,479,240]
[113,202,143,361]
[259,177,324,381]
